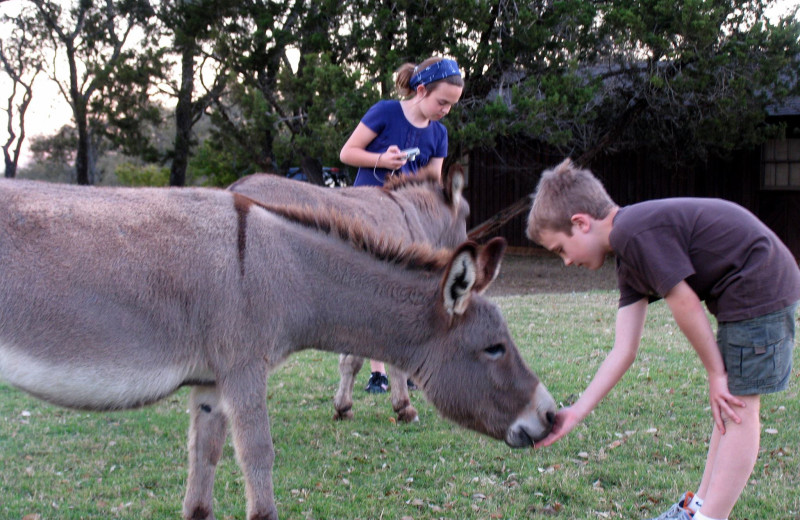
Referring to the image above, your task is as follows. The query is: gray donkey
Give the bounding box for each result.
[0,178,556,520]
[228,169,468,423]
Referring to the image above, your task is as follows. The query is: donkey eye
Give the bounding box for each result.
[484,344,506,359]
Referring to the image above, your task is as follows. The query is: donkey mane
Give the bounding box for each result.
[381,171,440,193]
[236,194,451,271]
[382,166,464,208]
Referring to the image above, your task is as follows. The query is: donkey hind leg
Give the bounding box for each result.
[333,353,364,420]
[387,364,418,423]
[183,386,228,520]
[220,369,277,520]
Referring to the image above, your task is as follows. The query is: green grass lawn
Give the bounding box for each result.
[1,291,798,519]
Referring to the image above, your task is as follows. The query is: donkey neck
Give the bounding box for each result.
[373,185,451,245]
[267,221,443,370]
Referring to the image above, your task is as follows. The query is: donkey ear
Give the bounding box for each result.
[441,241,479,316]
[444,163,465,209]
[472,237,507,294]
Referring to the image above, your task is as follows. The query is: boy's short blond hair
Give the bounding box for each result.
[526,158,617,243]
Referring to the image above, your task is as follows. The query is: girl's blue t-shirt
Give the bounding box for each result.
[353,100,449,186]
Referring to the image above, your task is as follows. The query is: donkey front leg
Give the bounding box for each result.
[387,364,418,423]
[183,385,228,520]
[333,353,364,420]
[221,369,277,520]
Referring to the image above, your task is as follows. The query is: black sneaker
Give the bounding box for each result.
[365,371,388,393]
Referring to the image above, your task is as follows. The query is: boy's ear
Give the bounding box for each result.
[570,213,592,232]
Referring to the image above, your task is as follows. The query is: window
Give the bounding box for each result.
[762,138,800,190]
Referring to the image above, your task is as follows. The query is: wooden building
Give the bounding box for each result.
[465,105,800,260]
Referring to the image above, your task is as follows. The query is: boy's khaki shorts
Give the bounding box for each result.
[716,301,797,395]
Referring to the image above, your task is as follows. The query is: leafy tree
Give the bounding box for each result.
[576,0,800,163]
[23,124,80,182]
[451,0,800,238]
[27,0,162,184]
[28,124,78,165]
[0,4,44,178]
[9,0,798,199]
[195,0,398,185]
[156,0,235,186]
[115,160,170,186]
[188,136,257,187]
[202,0,297,176]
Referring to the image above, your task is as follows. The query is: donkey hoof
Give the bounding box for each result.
[248,512,278,520]
[396,407,419,423]
[333,408,354,421]
[184,505,214,520]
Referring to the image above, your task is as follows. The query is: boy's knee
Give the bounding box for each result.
[722,394,760,423]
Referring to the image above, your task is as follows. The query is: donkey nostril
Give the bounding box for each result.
[546,410,556,426]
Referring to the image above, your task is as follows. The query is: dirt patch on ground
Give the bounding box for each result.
[484,250,618,297]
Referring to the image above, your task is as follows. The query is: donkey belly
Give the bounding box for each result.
[0,341,213,411]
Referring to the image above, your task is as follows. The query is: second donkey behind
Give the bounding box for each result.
[228,168,468,422]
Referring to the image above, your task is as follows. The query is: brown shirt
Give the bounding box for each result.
[610,198,800,322]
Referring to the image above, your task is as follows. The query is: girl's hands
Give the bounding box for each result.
[378,145,409,171]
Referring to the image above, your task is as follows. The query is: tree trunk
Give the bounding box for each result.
[75,109,90,185]
[254,124,276,174]
[4,151,16,178]
[300,156,324,185]
[87,134,99,184]
[170,43,194,187]
[69,44,91,185]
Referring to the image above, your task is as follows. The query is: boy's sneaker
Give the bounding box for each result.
[365,371,388,393]
[645,492,695,520]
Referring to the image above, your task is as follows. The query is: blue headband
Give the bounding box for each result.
[409,59,461,89]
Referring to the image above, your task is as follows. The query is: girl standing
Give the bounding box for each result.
[339,56,464,392]
[340,56,464,186]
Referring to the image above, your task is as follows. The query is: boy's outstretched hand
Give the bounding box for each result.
[535,406,581,448]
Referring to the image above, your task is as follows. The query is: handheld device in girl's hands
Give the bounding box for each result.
[401,148,420,161]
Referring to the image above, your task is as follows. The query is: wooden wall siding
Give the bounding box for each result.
[758,191,800,262]
[467,142,800,260]
[591,149,761,208]
[465,143,562,248]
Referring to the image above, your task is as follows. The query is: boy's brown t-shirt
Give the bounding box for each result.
[610,198,800,322]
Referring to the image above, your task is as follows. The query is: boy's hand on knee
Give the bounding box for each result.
[708,372,745,434]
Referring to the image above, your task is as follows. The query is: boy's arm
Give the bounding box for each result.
[664,280,744,433]
[536,298,648,448]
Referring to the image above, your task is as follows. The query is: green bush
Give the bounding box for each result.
[115,162,170,187]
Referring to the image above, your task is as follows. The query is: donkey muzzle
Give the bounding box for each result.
[504,384,557,447]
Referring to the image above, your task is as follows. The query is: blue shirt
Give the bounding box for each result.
[353,100,449,186]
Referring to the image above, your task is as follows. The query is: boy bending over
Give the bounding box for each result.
[527,158,799,520]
